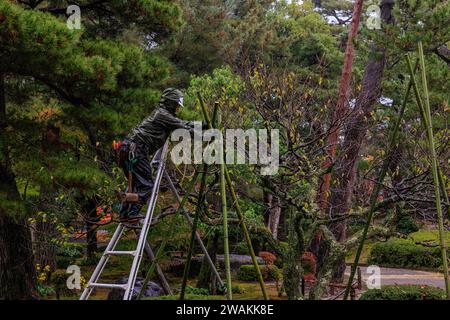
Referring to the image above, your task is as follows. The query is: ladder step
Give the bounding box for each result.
[105,250,137,256]
[89,283,128,290]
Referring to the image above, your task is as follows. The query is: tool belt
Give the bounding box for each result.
[113,139,140,203]
[114,140,137,167]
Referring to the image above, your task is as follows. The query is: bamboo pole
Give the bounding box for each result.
[218,109,233,300]
[198,93,269,300]
[417,42,450,298]
[179,162,209,299]
[179,102,220,299]
[407,45,450,298]
[343,58,419,300]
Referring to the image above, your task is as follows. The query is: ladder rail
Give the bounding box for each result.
[80,224,124,300]
[123,141,169,300]
[80,142,169,301]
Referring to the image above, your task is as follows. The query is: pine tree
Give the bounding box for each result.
[0,0,181,299]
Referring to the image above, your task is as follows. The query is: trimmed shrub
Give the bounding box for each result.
[185,285,209,296]
[237,264,281,281]
[360,285,445,300]
[396,216,419,234]
[259,251,276,266]
[368,239,443,269]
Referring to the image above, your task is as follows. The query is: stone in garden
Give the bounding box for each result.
[107,277,164,300]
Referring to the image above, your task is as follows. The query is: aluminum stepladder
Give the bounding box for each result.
[80,141,223,300]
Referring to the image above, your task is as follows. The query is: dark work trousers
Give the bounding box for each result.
[118,140,154,218]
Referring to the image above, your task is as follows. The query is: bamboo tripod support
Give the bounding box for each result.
[344,43,450,300]
[179,94,269,300]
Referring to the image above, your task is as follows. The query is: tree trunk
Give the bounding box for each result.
[0,212,37,299]
[317,0,364,212]
[197,231,219,292]
[282,207,304,300]
[309,225,345,300]
[82,198,98,260]
[328,0,395,282]
[0,72,37,299]
[267,195,281,240]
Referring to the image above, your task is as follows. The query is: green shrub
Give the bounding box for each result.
[369,239,443,269]
[185,285,209,296]
[36,283,55,297]
[237,264,281,281]
[396,216,419,234]
[360,285,445,300]
[51,269,75,299]
[234,241,249,255]
[56,243,83,258]
[56,243,84,269]
[56,256,74,269]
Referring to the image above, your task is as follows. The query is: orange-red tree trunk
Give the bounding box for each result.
[317,0,364,212]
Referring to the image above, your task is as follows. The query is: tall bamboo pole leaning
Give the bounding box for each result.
[179,102,219,299]
[417,42,450,297]
[179,163,209,299]
[407,44,450,298]
[343,59,419,300]
[217,109,233,300]
[198,93,269,300]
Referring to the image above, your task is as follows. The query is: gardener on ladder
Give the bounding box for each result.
[117,88,194,224]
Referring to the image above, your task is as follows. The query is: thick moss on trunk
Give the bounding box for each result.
[197,231,219,293]
[282,207,305,300]
[309,225,345,300]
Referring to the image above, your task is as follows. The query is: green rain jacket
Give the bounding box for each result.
[128,102,194,155]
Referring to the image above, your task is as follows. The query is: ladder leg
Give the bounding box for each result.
[123,142,169,300]
[133,226,172,295]
[80,224,125,300]
[143,241,173,295]
[164,171,224,288]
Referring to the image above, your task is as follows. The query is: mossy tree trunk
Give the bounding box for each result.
[196,231,219,292]
[309,225,345,300]
[267,195,282,240]
[282,206,305,300]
